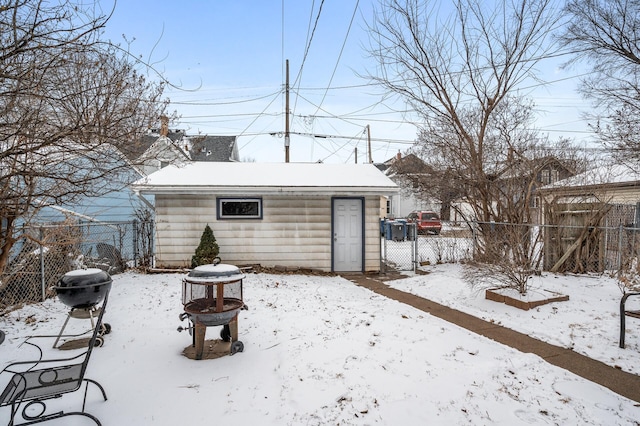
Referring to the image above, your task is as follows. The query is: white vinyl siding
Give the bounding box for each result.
[153,194,382,272]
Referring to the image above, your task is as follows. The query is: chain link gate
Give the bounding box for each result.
[380,220,481,272]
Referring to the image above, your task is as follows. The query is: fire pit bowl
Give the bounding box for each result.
[179,262,246,359]
[54,268,112,309]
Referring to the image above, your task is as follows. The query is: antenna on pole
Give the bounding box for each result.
[285,59,290,163]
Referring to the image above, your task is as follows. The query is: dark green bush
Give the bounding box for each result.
[191,224,220,268]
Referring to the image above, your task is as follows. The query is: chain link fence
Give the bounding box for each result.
[6,216,640,310]
[381,218,640,275]
[381,221,475,272]
[0,220,153,313]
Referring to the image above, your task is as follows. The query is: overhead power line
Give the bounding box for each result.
[311,0,360,116]
[168,90,282,106]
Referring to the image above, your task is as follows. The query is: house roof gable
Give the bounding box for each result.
[188,135,238,162]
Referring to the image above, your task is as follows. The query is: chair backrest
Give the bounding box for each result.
[0,291,109,406]
[79,291,109,378]
[0,363,84,404]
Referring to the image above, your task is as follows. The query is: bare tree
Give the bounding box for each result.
[0,0,169,276]
[559,0,640,163]
[367,0,560,223]
[366,0,586,292]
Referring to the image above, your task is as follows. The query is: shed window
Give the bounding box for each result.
[217,198,262,219]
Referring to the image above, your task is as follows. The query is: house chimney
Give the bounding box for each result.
[396,150,402,161]
[160,115,169,137]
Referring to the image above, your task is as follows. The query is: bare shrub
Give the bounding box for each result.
[0,220,83,310]
[464,223,543,294]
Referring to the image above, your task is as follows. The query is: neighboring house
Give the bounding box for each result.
[33,145,149,224]
[132,162,398,273]
[48,122,241,223]
[376,153,440,218]
[447,155,576,224]
[537,164,640,226]
[136,128,191,176]
[188,135,239,162]
[134,117,240,176]
[536,164,640,272]
[495,155,576,223]
[13,145,150,274]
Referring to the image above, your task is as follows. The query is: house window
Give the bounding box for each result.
[541,169,559,185]
[533,196,540,208]
[541,169,550,185]
[217,197,263,219]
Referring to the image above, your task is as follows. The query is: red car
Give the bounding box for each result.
[407,210,442,235]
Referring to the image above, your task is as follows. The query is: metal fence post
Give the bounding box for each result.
[413,223,417,273]
[618,224,623,271]
[472,220,477,258]
[39,227,45,302]
[383,225,387,274]
[133,219,138,268]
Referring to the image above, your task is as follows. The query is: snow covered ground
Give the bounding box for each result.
[1,264,640,425]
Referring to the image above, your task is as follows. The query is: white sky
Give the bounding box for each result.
[102,1,594,164]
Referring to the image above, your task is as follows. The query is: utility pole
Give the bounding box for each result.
[354,147,358,164]
[285,60,290,163]
[366,124,373,163]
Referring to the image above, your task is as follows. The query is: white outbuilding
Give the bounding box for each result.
[132,162,398,273]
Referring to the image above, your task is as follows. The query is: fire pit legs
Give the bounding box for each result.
[191,315,242,360]
[194,321,207,360]
[228,315,239,342]
[228,315,244,355]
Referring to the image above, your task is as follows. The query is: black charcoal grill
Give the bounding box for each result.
[55,268,112,309]
[52,268,112,348]
[178,260,247,359]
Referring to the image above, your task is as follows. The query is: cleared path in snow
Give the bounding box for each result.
[344,273,640,404]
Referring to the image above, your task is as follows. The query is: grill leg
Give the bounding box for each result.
[53,312,73,348]
[194,321,206,360]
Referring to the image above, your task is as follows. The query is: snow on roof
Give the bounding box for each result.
[132,162,398,195]
[541,164,640,191]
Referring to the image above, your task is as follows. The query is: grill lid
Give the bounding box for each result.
[57,268,112,288]
[54,268,112,309]
[186,263,245,283]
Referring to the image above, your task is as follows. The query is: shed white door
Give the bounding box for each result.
[333,198,363,272]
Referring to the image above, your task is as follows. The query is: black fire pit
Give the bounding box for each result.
[178,261,247,359]
[52,268,112,348]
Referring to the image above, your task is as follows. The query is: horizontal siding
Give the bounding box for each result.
[154,194,382,272]
[157,223,332,236]
[608,188,640,205]
[157,244,330,256]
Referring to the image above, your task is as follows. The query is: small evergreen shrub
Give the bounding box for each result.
[191,224,220,268]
